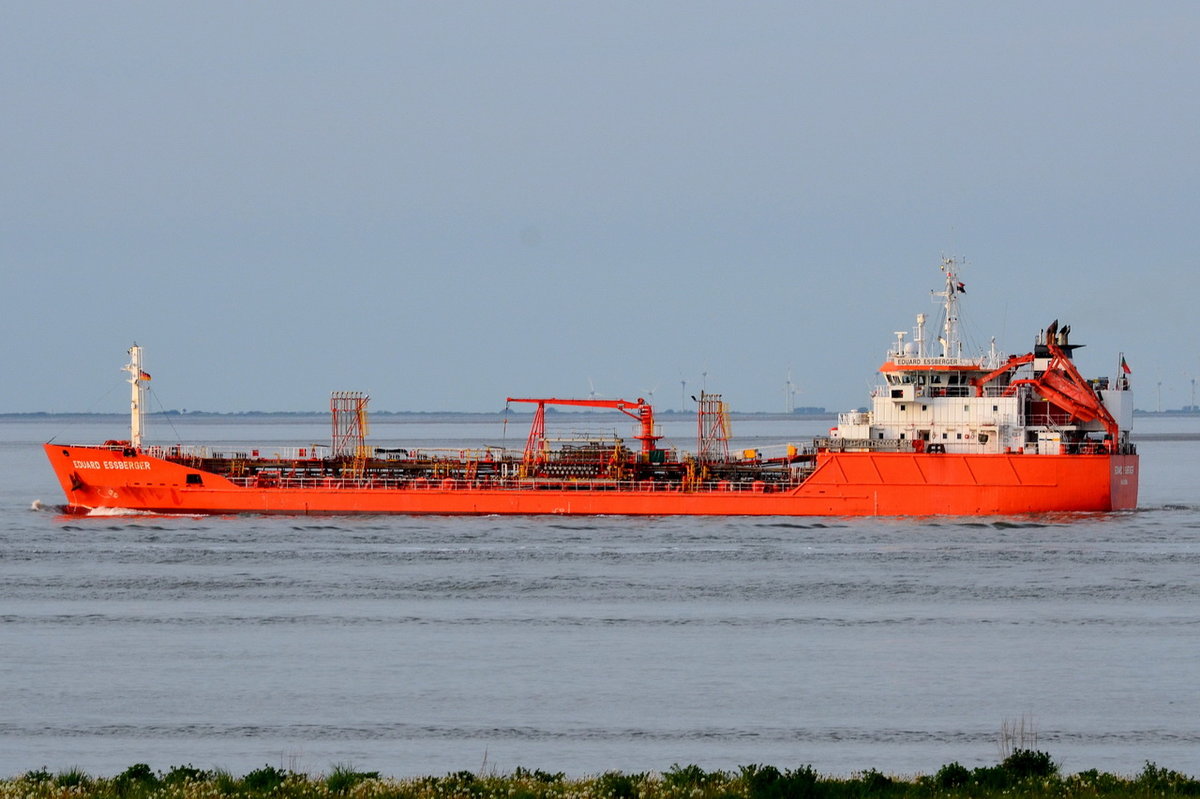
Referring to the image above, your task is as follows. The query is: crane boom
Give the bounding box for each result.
[506,396,662,457]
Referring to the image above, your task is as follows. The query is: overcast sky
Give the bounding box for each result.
[3,2,1197,413]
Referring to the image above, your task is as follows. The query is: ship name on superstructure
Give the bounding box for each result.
[891,357,983,367]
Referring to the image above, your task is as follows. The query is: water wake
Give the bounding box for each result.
[85,506,160,517]
[81,506,204,519]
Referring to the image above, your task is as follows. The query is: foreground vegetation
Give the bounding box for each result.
[6,753,1199,799]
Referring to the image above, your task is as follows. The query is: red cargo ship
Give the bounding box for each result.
[45,259,1138,516]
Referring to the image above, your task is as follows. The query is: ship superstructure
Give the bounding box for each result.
[831,258,1134,459]
[44,259,1138,516]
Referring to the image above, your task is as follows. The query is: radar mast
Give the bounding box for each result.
[123,344,149,449]
[933,256,966,358]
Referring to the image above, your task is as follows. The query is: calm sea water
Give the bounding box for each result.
[1,415,1198,778]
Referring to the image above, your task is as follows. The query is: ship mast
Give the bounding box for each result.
[124,344,147,449]
[933,256,965,358]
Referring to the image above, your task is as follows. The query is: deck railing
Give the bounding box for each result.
[223,474,805,494]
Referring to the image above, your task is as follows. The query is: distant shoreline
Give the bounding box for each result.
[5,411,1200,441]
[0,410,839,422]
[5,410,1197,421]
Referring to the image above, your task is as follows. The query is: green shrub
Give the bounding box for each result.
[1138,762,1200,796]
[1068,768,1126,794]
[664,764,718,790]
[22,767,52,784]
[594,771,646,799]
[934,762,970,789]
[741,764,785,799]
[242,765,288,793]
[512,767,564,783]
[113,763,159,797]
[970,764,1011,790]
[857,769,894,794]
[1001,749,1057,780]
[163,765,213,785]
[739,764,819,799]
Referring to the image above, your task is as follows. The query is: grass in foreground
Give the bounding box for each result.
[5,752,1199,799]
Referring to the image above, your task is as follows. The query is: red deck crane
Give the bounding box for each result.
[505,397,662,462]
[1002,325,1120,440]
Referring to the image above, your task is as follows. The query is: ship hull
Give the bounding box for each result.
[45,444,1139,517]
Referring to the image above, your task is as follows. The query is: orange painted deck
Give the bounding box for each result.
[45,444,1139,517]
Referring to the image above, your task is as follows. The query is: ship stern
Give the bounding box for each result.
[1110,452,1139,510]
